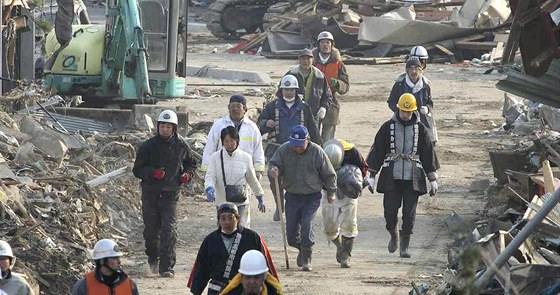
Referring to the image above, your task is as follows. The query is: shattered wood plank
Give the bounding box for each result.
[342,56,406,65]
[434,44,457,63]
[86,166,128,187]
[16,221,44,238]
[17,261,50,288]
[543,160,555,193]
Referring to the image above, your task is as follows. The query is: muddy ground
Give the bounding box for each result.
[122,35,512,294]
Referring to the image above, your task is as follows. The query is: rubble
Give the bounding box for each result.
[0,93,214,293]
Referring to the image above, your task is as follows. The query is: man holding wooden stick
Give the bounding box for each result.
[268,125,337,271]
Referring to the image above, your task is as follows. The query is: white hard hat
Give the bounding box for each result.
[158,110,178,125]
[0,241,13,258]
[317,31,334,43]
[238,250,268,276]
[92,239,123,260]
[323,139,344,169]
[410,45,429,60]
[280,75,299,89]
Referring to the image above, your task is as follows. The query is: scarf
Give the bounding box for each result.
[318,53,330,64]
[405,74,424,94]
[219,273,282,295]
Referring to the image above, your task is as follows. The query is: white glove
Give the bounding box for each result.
[419,106,429,115]
[367,177,375,193]
[429,180,438,196]
[317,107,327,120]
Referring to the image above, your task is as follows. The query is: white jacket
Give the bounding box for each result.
[205,148,265,205]
[201,116,265,172]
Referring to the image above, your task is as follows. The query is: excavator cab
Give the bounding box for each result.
[43,0,187,103]
[140,0,187,98]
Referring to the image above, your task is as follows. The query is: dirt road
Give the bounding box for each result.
[126,49,508,294]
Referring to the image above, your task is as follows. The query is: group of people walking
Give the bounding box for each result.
[13,32,443,295]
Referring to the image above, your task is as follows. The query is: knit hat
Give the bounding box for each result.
[229,95,247,106]
[406,56,422,68]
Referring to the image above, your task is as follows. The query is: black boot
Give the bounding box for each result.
[388,228,399,253]
[400,232,411,258]
[340,237,354,268]
[148,257,158,274]
[332,235,343,263]
[295,244,303,267]
[301,246,313,271]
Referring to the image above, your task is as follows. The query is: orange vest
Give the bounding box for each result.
[85,271,133,295]
[315,60,342,94]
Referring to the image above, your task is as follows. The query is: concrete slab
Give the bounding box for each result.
[185,65,272,84]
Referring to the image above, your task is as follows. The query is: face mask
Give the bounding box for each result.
[283,95,295,103]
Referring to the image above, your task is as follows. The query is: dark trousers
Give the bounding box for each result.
[383,181,419,235]
[142,190,179,273]
[285,192,322,248]
[268,171,284,211]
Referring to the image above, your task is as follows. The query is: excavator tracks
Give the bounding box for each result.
[206,0,281,39]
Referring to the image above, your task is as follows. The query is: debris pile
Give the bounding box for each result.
[216,0,511,64]
[0,102,210,294]
[410,107,560,294]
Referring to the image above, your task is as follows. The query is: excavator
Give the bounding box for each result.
[43,0,187,104]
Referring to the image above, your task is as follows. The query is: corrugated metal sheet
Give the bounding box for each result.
[32,112,112,134]
[496,59,560,108]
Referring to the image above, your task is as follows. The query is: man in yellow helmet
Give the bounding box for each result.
[366,93,439,258]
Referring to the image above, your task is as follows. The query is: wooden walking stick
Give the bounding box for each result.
[274,175,290,269]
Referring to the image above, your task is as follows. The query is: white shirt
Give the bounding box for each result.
[201,115,265,172]
[205,149,265,205]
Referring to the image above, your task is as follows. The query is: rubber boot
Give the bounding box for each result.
[388,228,399,253]
[295,244,302,267]
[148,257,158,274]
[332,235,343,263]
[400,232,411,258]
[301,246,313,271]
[340,236,354,268]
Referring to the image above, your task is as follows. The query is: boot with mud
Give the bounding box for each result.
[388,227,399,253]
[340,236,354,268]
[331,235,342,263]
[399,232,411,258]
[301,246,313,271]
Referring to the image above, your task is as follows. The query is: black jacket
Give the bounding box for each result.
[188,227,269,295]
[366,113,438,195]
[132,134,198,192]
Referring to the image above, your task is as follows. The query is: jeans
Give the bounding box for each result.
[285,191,322,248]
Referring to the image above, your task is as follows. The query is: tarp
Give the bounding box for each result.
[358,7,483,46]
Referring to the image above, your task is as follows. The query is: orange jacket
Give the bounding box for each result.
[312,48,349,95]
[85,271,133,295]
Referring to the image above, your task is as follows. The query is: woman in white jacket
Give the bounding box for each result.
[205,126,266,228]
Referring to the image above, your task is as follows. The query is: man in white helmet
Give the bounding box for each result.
[321,139,368,268]
[258,75,321,222]
[409,45,429,69]
[72,239,139,295]
[312,31,349,142]
[219,250,282,295]
[0,240,35,295]
[133,109,198,278]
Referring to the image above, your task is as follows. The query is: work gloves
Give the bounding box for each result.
[270,166,280,178]
[206,186,216,202]
[256,195,266,212]
[367,177,376,194]
[317,107,327,120]
[153,168,165,180]
[180,172,192,184]
[429,180,438,196]
[419,106,429,115]
[330,78,340,91]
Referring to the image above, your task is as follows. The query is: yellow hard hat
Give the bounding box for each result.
[396,93,417,111]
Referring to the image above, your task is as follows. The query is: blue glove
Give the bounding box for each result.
[206,186,215,202]
[256,195,266,213]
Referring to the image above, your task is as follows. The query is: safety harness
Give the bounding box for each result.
[384,121,420,166]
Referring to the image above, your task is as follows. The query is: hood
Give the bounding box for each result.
[312,47,342,63]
